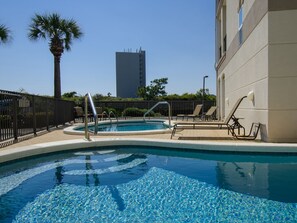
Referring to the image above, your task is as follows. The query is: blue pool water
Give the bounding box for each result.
[1,146,297,222]
[76,120,169,132]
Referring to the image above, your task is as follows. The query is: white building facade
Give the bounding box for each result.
[216,0,297,142]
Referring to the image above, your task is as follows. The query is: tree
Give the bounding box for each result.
[0,24,12,44]
[196,88,216,102]
[28,13,83,99]
[137,78,168,100]
[92,93,104,103]
[196,88,209,99]
[62,91,78,98]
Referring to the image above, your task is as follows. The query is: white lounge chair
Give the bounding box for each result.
[171,96,249,139]
[176,104,202,121]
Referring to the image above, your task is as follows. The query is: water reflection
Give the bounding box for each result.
[55,161,64,185]
[85,155,100,186]
[123,147,297,203]
[217,161,297,203]
[76,152,148,211]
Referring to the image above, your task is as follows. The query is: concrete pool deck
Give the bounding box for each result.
[0,123,239,150]
[1,122,297,163]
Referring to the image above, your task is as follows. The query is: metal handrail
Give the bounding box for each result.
[108,111,118,123]
[143,101,172,126]
[102,111,108,119]
[84,93,98,140]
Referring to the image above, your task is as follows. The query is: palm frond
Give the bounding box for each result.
[28,13,48,40]
[60,17,83,51]
[28,12,83,52]
[0,24,12,44]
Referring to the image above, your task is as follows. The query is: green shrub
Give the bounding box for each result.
[0,115,11,121]
[103,107,119,116]
[122,107,155,117]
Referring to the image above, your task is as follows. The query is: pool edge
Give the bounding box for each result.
[1,138,297,164]
[64,119,172,136]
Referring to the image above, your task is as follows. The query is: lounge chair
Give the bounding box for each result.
[176,104,202,121]
[203,106,217,121]
[95,107,107,120]
[232,122,261,140]
[74,106,90,122]
[171,96,249,139]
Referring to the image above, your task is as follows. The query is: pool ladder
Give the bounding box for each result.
[143,101,172,127]
[84,93,98,140]
[84,94,119,140]
[108,111,118,124]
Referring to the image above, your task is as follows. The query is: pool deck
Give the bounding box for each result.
[0,123,242,150]
[1,121,297,163]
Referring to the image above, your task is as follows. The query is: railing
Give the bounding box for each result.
[0,89,75,146]
[108,111,118,123]
[100,111,108,120]
[84,93,98,140]
[143,101,172,126]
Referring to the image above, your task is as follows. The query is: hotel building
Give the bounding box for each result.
[215,0,297,142]
[116,49,146,98]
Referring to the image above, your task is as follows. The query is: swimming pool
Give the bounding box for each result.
[1,144,297,222]
[64,119,172,135]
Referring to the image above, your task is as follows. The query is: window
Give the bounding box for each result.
[238,7,243,30]
[238,0,244,45]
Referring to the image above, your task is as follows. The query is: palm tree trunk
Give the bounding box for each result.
[54,55,61,99]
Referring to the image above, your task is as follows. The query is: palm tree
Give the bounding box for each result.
[28,13,83,99]
[0,24,12,44]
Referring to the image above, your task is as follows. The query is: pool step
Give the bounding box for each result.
[64,158,147,175]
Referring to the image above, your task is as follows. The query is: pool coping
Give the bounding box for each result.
[1,138,297,164]
[64,119,172,136]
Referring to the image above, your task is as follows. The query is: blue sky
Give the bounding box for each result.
[0,0,215,97]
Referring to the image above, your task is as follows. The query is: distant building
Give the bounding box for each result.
[215,0,297,142]
[116,49,146,98]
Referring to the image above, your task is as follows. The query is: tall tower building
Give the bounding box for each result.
[116,49,146,98]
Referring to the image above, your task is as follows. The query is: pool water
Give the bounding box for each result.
[77,120,169,132]
[1,146,297,222]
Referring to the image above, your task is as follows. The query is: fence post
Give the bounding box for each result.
[32,96,37,135]
[46,98,49,131]
[13,97,18,141]
[170,101,173,118]
[63,101,66,125]
[55,99,58,127]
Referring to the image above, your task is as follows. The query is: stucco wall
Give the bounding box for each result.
[216,0,297,142]
[225,0,257,49]
[218,13,269,141]
[267,10,297,142]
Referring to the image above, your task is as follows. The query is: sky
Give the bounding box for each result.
[0,0,216,97]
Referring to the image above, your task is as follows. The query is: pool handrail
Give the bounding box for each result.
[108,111,118,124]
[84,93,98,140]
[101,111,108,119]
[143,101,172,127]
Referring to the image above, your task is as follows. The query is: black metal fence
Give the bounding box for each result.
[0,90,75,144]
[0,89,215,145]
